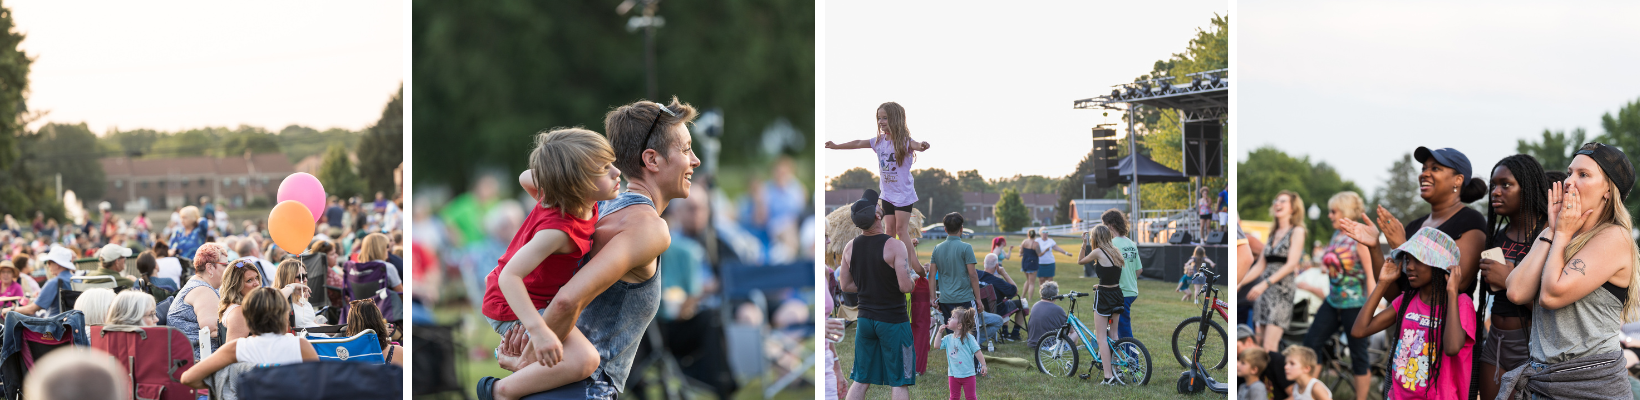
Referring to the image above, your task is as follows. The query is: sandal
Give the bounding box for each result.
[476,376,499,400]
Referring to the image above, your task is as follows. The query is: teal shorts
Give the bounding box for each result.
[849,317,916,387]
[1038,263,1057,278]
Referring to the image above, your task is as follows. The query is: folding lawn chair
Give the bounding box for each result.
[309,329,386,363]
[89,325,196,400]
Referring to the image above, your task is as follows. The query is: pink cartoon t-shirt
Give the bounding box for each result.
[1389,292,1475,400]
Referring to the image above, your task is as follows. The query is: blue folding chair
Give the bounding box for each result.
[309,329,385,363]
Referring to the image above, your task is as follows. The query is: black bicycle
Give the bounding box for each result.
[1171,269,1227,370]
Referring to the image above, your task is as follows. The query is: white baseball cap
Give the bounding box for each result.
[97,244,133,263]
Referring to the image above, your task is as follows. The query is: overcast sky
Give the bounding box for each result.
[1238,0,1640,196]
[823,1,1228,184]
[11,0,403,134]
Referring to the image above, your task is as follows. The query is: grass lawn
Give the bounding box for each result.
[432,301,814,400]
[828,234,1230,399]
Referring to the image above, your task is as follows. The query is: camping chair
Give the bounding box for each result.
[89,325,196,400]
[70,275,118,291]
[0,310,89,400]
[205,362,266,400]
[977,285,1020,346]
[236,362,403,400]
[410,323,466,400]
[719,261,816,399]
[309,329,387,363]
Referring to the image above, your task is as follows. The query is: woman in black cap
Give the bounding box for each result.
[1499,142,1639,399]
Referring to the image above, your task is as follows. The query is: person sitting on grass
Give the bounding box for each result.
[1025,281,1076,349]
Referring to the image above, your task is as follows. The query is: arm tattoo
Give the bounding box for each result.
[1565,259,1587,276]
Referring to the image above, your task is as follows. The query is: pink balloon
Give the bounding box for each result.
[277,173,327,222]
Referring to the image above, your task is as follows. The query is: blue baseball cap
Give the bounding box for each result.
[1414,147,1473,181]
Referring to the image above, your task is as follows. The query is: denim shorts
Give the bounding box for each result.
[486,306,549,335]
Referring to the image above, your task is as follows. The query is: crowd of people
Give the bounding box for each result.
[1237,144,1640,400]
[825,102,1169,400]
[0,189,406,398]
[409,97,814,400]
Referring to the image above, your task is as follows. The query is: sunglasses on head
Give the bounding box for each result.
[640,103,681,154]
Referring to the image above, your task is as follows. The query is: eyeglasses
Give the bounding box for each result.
[640,103,680,155]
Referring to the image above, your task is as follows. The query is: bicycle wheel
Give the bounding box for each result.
[1113,337,1152,385]
[1034,331,1078,377]
[1170,317,1227,369]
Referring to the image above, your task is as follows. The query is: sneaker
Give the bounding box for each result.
[1100,375,1126,386]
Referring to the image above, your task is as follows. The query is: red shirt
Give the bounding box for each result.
[480,204,598,322]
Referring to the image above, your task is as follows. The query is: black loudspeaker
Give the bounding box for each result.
[1204,230,1226,245]
[1090,129,1120,188]
[1169,231,1193,244]
[1183,121,1223,177]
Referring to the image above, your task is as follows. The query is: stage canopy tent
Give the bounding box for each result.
[1082,154,1189,186]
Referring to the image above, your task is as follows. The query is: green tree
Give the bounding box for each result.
[358,86,404,197]
[1594,97,1640,217]
[828,167,878,190]
[911,168,962,223]
[26,123,106,201]
[1054,148,1119,224]
[956,170,989,193]
[1237,146,1362,241]
[412,0,814,192]
[1373,152,1430,223]
[990,175,1061,194]
[317,144,364,199]
[217,125,281,157]
[1132,15,1228,211]
[0,2,60,220]
[995,189,1029,233]
[1517,128,1585,174]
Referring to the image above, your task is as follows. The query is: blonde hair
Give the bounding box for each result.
[528,128,617,217]
[217,258,263,321]
[73,288,116,326]
[1560,175,1640,322]
[878,102,913,163]
[604,97,698,181]
[360,233,391,262]
[1240,346,1269,374]
[1271,191,1306,231]
[179,206,200,223]
[1282,345,1319,373]
[1089,225,1124,267]
[949,306,978,338]
[275,259,305,289]
[1327,191,1365,221]
[107,291,156,326]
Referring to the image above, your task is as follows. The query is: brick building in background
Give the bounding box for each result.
[823,189,1060,231]
[99,154,296,212]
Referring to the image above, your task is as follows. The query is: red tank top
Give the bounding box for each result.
[480,204,598,322]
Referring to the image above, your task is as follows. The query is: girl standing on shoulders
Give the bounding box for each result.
[825,101,932,276]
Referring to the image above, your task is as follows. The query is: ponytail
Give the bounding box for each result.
[1459,177,1487,203]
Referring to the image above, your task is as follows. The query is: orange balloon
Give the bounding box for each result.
[269,200,316,254]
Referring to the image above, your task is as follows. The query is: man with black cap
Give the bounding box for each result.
[838,189,917,400]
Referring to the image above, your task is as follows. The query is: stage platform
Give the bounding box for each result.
[1136,243,1228,284]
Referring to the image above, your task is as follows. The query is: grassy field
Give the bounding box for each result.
[432,302,814,400]
[828,234,1230,399]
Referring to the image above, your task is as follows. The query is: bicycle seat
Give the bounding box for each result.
[1107,306,1126,315]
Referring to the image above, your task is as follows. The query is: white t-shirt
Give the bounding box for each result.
[155,257,184,286]
[235,333,304,365]
[1294,267,1329,317]
[1036,238,1058,264]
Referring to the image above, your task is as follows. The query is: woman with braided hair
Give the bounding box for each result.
[1474,154,1550,400]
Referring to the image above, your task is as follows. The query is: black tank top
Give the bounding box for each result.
[1094,247,1121,285]
[851,233,909,324]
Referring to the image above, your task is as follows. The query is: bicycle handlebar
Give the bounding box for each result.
[1054,291,1091,300]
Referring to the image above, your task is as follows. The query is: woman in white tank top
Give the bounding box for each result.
[181,287,318,389]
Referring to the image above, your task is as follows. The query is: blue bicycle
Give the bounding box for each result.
[1033,290,1153,385]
